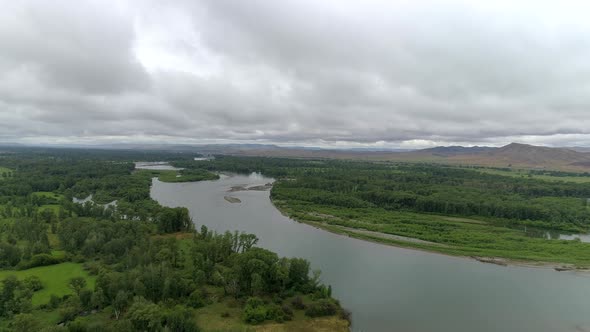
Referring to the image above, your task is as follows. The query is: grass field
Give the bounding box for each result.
[0,263,96,306]
[32,191,64,200]
[31,192,64,214]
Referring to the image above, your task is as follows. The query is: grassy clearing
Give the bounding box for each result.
[32,192,65,214]
[40,204,62,214]
[51,250,66,259]
[0,262,96,306]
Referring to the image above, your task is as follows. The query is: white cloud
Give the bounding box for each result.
[1,0,590,148]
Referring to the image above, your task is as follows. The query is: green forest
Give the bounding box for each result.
[183,156,590,266]
[4,146,590,331]
[0,148,349,332]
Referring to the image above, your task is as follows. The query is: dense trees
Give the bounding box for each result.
[0,276,33,318]
[264,163,590,230]
[155,207,193,233]
[177,155,590,230]
[0,148,346,330]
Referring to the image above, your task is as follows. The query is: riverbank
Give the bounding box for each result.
[151,168,590,331]
[270,197,590,272]
[137,169,220,183]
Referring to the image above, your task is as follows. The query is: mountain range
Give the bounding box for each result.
[220,142,590,171]
[3,142,590,171]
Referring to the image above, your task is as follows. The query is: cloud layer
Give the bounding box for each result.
[2,0,590,148]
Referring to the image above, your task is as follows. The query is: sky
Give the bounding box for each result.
[1,0,590,149]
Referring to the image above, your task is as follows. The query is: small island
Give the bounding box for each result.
[224,195,242,203]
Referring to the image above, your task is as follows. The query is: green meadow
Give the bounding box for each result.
[0,262,96,306]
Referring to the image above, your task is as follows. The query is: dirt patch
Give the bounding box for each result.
[471,256,508,266]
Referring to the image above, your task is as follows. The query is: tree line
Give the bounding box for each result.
[0,148,347,331]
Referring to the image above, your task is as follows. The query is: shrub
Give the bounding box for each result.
[67,321,87,332]
[0,242,21,267]
[272,295,282,304]
[49,294,61,309]
[340,308,352,324]
[10,313,40,332]
[281,305,293,321]
[58,305,79,323]
[23,276,43,292]
[164,305,200,332]
[127,297,162,332]
[187,289,206,308]
[83,262,101,275]
[91,288,106,309]
[266,304,288,323]
[39,326,68,332]
[244,305,267,324]
[85,321,110,332]
[304,299,338,317]
[59,295,82,323]
[79,289,93,310]
[291,296,305,310]
[243,297,267,324]
[18,254,61,269]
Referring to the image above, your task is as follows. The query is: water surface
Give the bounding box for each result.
[151,173,590,332]
[72,194,117,208]
[135,161,183,171]
[523,227,590,243]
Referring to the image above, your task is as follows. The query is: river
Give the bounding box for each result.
[150,172,590,332]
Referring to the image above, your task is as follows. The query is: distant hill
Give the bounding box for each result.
[492,143,588,165]
[6,141,590,171]
[389,143,590,170]
[566,146,590,153]
[214,142,590,171]
[419,145,495,157]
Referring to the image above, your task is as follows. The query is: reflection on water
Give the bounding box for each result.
[559,233,590,242]
[73,195,93,204]
[72,194,117,208]
[522,227,590,243]
[134,161,183,171]
[150,173,590,332]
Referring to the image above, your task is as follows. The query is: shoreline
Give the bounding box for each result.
[269,197,589,273]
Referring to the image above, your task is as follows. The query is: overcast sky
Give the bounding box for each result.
[1,0,590,149]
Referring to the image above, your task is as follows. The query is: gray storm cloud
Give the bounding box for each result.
[1,0,590,148]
